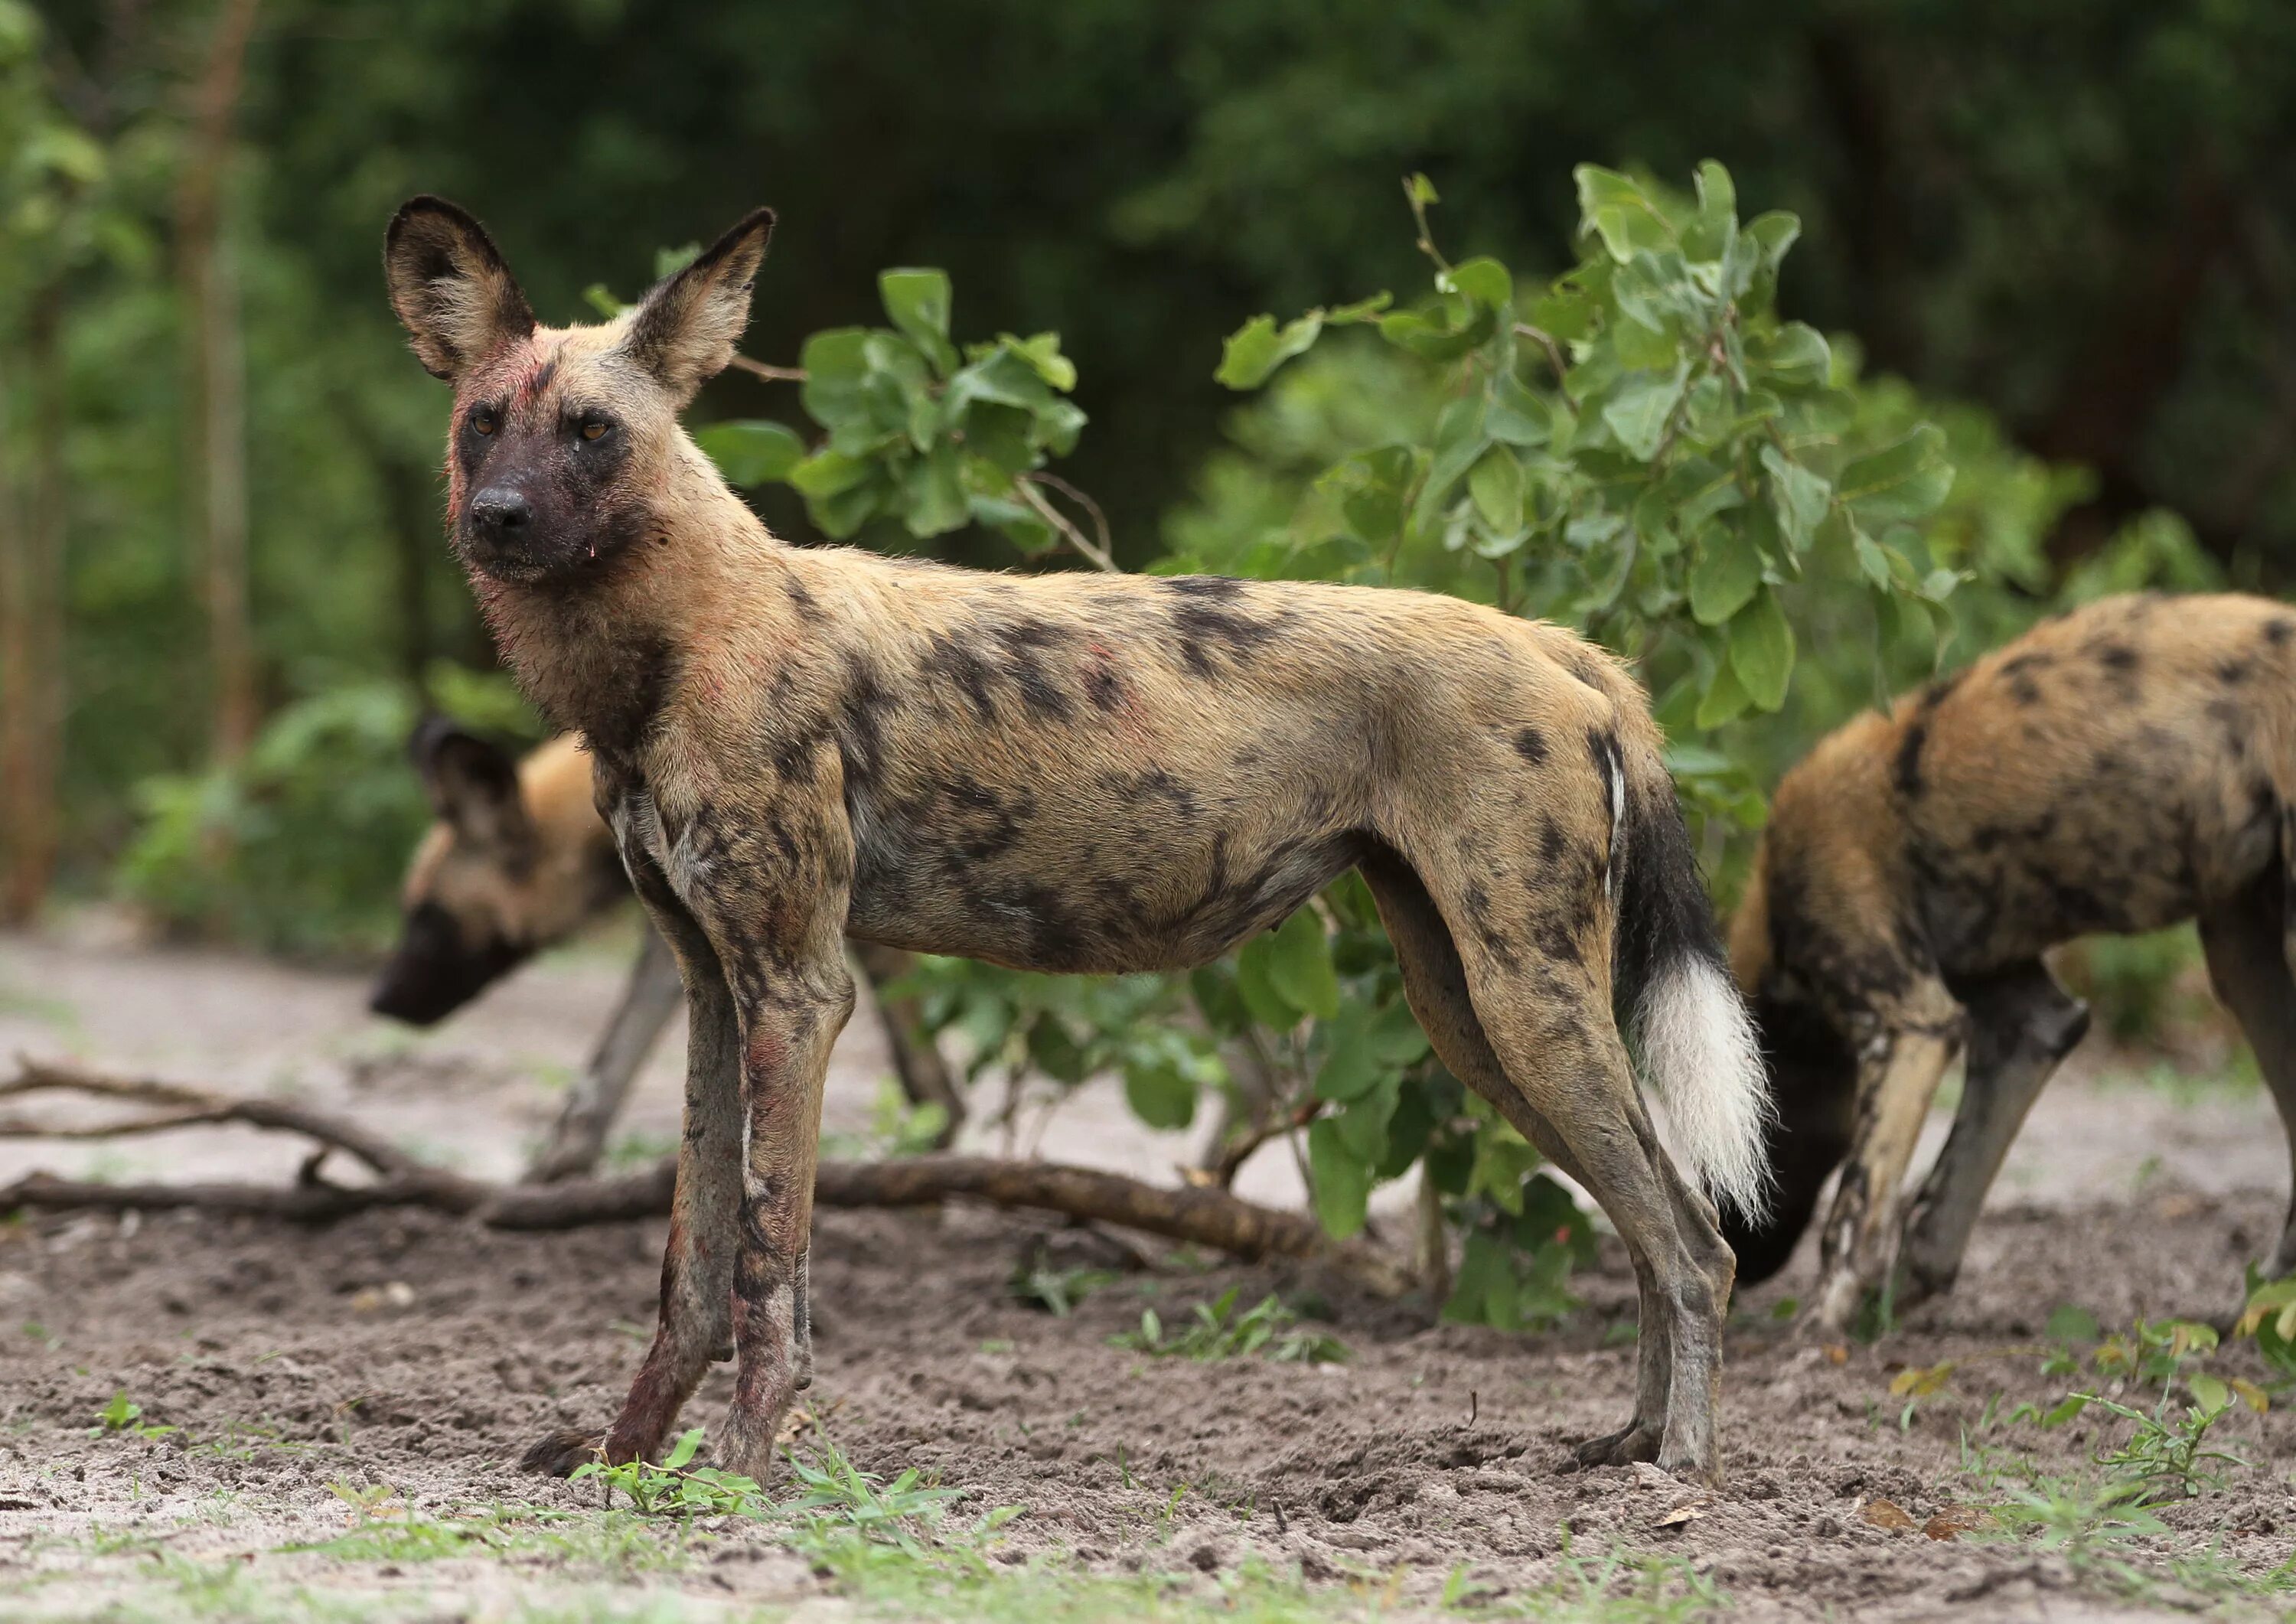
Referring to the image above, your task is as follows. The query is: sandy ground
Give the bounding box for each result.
[2,924,2294,1621]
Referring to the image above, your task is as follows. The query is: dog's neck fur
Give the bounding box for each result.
[465,437,781,768]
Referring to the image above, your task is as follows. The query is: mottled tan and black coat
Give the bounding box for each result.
[383,198,1769,1485]
[1726,592,2296,1329]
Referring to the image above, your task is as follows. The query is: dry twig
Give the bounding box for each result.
[0,1058,1408,1293]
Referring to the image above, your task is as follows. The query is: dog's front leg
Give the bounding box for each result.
[1812,986,1964,1333]
[525,841,742,1476]
[716,947,855,1479]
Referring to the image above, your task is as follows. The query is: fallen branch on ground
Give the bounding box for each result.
[0,1058,1410,1293]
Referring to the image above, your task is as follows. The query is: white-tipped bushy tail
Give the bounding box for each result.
[1604,735,1776,1221]
[1630,954,1772,1220]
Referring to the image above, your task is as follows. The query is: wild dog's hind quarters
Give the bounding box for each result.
[384,198,1769,1486]
[1727,591,2296,1332]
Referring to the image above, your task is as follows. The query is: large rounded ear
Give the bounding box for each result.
[384,197,536,381]
[621,207,775,405]
[410,716,534,855]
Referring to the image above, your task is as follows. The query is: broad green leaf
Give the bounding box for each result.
[1316,1036,1381,1104]
[1602,362,1689,461]
[798,329,873,429]
[664,1428,704,1469]
[1326,292,1394,324]
[1411,396,1490,536]
[946,347,1055,415]
[1124,1059,1197,1130]
[1027,1015,1088,1084]
[1694,658,1751,729]
[1840,424,1955,527]
[1759,444,1832,549]
[1684,158,1737,259]
[1365,998,1430,1065]
[1688,530,1763,625]
[808,474,884,540]
[694,419,806,487]
[1853,528,1895,590]
[1574,165,1675,263]
[1746,322,1830,392]
[1467,447,1524,533]
[1217,311,1323,390]
[1234,936,1299,1029]
[1446,256,1512,311]
[1378,302,1495,363]
[1442,1230,1516,1328]
[901,442,968,537]
[1486,371,1551,445]
[1308,1119,1373,1240]
[1728,587,1795,711]
[1528,286,1596,344]
[788,448,871,498]
[1332,1078,1399,1163]
[999,331,1078,391]
[1264,908,1340,1022]
[879,267,954,367]
[1314,1004,1379,1102]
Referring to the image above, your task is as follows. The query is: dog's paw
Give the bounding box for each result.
[520,1427,605,1478]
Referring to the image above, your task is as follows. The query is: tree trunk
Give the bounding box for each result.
[0,284,67,924]
[176,0,262,763]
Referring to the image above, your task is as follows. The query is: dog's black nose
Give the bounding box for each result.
[469,486,532,530]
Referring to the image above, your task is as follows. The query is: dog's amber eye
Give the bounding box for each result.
[471,409,497,436]
[579,421,608,442]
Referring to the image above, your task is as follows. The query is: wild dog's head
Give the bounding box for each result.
[370,723,618,1025]
[383,197,774,588]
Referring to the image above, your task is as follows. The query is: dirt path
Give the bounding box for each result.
[2,928,2293,1621]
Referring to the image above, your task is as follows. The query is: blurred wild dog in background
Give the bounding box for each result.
[384,194,1770,1485]
[1727,592,2296,1329]
[369,725,960,1180]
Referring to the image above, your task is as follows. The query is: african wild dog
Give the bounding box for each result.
[370,724,956,1181]
[383,196,1770,1485]
[1723,592,2296,1330]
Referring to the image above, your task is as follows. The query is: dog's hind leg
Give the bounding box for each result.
[1894,960,2088,1309]
[2200,866,2296,1280]
[1811,978,1964,1333]
[1360,846,1671,1468]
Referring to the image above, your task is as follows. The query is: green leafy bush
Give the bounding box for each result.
[114,682,432,955]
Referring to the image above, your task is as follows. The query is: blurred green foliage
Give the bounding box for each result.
[115,680,427,954]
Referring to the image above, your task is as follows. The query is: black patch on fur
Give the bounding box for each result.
[782,573,825,621]
[1162,575,1247,600]
[1166,580,1282,677]
[994,621,1075,722]
[2269,618,2296,647]
[2219,657,2253,685]
[581,634,676,772]
[1893,722,1927,799]
[1514,726,1548,765]
[925,634,1000,722]
[1609,747,1734,1045]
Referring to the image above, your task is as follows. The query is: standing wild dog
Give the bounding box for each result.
[1724,592,2296,1329]
[369,724,958,1181]
[383,196,1769,1485]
